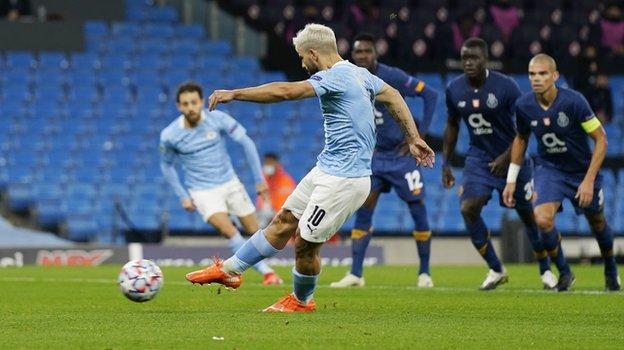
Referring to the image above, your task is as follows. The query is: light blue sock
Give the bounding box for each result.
[227,232,274,275]
[223,229,280,274]
[292,267,318,304]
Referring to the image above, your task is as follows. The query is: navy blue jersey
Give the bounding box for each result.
[445,71,522,162]
[373,63,438,156]
[515,87,596,174]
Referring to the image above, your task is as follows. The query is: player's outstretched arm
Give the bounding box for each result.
[576,124,607,207]
[234,133,271,203]
[441,116,459,188]
[415,84,439,137]
[502,134,529,208]
[376,83,435,168]
[208,81,316,110]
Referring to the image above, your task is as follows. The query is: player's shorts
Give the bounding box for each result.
[371,154,425,202]
[533,165,604,215]
[460,157,533,210]
[282,166,370,243]
[188,177,255,222]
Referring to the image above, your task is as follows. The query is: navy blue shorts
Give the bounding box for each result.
[371,155,425,202]
[533,165,604,215]
[460,157,533,210]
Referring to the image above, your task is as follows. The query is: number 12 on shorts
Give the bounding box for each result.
[307,205,326,227]
[404,170,423,192]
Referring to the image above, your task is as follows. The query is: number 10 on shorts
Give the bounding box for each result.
[307,205,326,227]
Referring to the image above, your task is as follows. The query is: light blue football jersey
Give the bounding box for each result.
[159,109,247,190]
[308,60,385,177]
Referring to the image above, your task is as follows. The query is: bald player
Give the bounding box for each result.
[503,54,620,291]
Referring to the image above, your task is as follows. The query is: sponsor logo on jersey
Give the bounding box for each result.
[486,93,498,108]
[468,113,493,135]
[541,132,567,153]
[557,112,569,127]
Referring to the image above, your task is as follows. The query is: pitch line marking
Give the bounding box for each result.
[0,277,619,296]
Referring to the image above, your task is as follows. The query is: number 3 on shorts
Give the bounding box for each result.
[307,205,326,227]
[404,170,423,192]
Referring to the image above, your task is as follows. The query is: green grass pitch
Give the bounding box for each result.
[1,264,623,349]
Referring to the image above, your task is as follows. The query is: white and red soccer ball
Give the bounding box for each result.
[118,259,164,302]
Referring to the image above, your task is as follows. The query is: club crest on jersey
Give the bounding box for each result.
[557,112,569,127]
[458,101,466,108]
[543,117,551,126]
[486,93,498,108]
[206,130,218,140]
[472,99,480,108]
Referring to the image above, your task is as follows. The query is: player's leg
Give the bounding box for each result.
[236,213,283,284]
[210,179,281,282]
[460,196,508,289]
[264,171,370,312]
[460,196,503,272]
[350,189,379,277]
[408,200,433,287]
[190,186,275,276]
[262,230,320,313]
[533,202,574,291]
[509,162,554,286]
[584,210,620,291]
[388,161,432,286]
[185,169,315,286]
[330,188,380,288]
[514,206,556,288]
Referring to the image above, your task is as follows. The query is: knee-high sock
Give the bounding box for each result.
[541,228,571,276]
[222,229,280,275]
[524,225,551,274]
[593,224,618,277]
[292,267,319,304]
[350,206,374,278]
[409,200,431,275]
[227,231,274,275]
[466,217,502,273]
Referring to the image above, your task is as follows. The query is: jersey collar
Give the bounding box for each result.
[178,110,206,128]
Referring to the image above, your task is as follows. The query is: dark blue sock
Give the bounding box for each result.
[414,230,431,275]
[350,206,373,278]
[593,224,618,277]
[542,228,571,276]
[409,201,431,275]
[466,217,502,273]
[524,224,551,274]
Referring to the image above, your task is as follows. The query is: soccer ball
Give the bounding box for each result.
[118,259,164,302]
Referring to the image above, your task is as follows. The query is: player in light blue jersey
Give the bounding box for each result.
[160,82,282,286]
[185,23,434,312]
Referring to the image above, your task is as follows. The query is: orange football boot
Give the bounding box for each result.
[262,294,316,313]
[185,258,242,289]
[262,272,284,286]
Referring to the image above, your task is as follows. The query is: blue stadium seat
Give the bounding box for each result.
[38,52,69,69]
[175,24,205,39]
[84,20,109,36]
[6,52,36,69]
[35,198,67,227]
[6,181,35,211]
[143,23,174,38]
[64,214,99,242]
